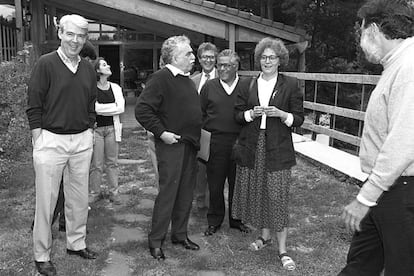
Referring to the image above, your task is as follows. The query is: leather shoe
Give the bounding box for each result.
[35,261,56,276]
[204,225,220,236]
[67,248,98,259]
[171,237,200,250]
[149,247,165,260]
[230,223,251,233]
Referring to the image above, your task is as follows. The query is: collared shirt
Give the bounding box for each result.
[198,68,217,93]
[165,64,190,77]
[219,74,239,95]
[57,47,81,73]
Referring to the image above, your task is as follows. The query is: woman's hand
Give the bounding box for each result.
[264,106,287,120]
[251,106,265,119]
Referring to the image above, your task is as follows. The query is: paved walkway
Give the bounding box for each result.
[120,97,139,129]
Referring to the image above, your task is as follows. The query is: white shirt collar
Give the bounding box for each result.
[57,47,81,73]
[166,64,190,77]
[219,74,239,95]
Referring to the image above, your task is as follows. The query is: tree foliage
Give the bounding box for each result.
[216,0,382,74]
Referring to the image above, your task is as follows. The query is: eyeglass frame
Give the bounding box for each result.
[260,55,279,62]
[200,55,216,61]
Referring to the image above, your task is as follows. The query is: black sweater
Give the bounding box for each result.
[135,67,202,149]
[200,78,249,135]
[26,51,97,134]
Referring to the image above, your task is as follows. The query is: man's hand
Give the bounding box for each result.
[341,199,370,232]
[32,128,42,143]
[160,131,181,144]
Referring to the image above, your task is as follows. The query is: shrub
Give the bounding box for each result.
[0,60,31,187]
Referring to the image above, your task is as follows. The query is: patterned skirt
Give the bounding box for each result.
[232,131,291,231]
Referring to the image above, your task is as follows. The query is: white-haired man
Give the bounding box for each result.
[27,14,98,276]
[136,35,202,260]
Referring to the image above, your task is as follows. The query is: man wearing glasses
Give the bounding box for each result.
[200,49,251,236]
[191,42,219,211]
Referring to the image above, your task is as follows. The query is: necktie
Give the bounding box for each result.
[205,73,210,81]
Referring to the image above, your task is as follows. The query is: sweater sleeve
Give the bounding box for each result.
[26,57,50,129]
[135,72,166,137]
[358,80,414,203]
[88,68,97,129]
[200,83,209,126]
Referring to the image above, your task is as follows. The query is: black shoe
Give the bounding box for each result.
[230,223,251,233]
[66,248,98,259]
[204,225,220,236]
[171,237,200,250]
[35,261,57,276]
[149,247,165,260]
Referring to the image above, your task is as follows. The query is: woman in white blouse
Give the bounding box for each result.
[90,57,125,204]
[232,37,304,271]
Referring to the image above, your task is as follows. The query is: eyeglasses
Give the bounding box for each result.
[200,55,216,61]
[260,55,278,62]
[217,63,235,70]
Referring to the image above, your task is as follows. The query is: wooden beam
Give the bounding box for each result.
[228,23,235,51]
[301,122,361,146]
[14,0,23,51]
[303,101,365,121]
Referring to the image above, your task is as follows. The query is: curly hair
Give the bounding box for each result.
[197,42,218,58]
[254,37,289,67]
[161,35,191,65]
[217,49,240,65]
[358,0,414,39]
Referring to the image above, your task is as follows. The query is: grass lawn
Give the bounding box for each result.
[0,127,359,275]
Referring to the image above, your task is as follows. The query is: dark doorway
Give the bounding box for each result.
[98,45,120,85]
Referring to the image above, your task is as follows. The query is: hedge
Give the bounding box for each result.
[0,60,31,187]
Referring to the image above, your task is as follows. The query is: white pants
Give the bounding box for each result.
[32,129,93,261]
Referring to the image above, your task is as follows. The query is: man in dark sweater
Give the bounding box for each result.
[200,49,251,236]
[135,35,202,260]
[26,14,97,276]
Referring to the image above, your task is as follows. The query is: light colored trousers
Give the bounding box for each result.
[33,129,93,261]
[89,125,119,193]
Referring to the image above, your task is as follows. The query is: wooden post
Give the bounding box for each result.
[31,0,45,60]
[228,23,235,51]
[15,0,24,51]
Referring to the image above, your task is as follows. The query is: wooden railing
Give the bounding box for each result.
[0,20,18,62]
[239,71,381,154]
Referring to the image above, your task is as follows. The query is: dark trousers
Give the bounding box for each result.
[148,142,197,248]
[206,133,241,227]
[339,177,414,276]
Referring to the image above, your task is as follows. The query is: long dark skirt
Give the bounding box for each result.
[232,131,291,232]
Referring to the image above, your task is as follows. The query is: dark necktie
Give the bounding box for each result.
[205,73,210,81]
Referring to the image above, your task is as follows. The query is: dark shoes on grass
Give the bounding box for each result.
[230,223,251,233]
[35,261,56,276]
[204,225,220,236]
[149,247,165,260]
[67,248,98,259]
[171,237,200,250]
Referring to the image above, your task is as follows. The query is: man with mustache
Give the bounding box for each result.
[135,35,202,260]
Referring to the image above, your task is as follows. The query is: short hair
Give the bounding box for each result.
[80,40,97,60]
[197,42,218,58]
[93,57,105,80]
[161,35,191,65]
[217,49,240,65]
[254,37,289,67]
[358,0,414,39]
[58,14,89,34]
